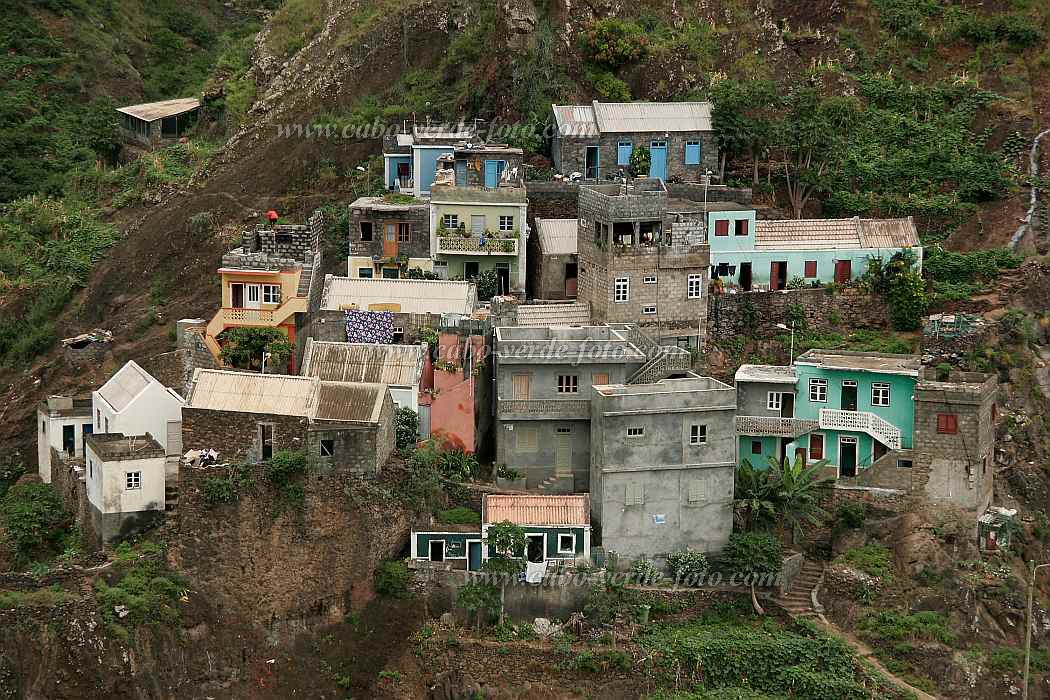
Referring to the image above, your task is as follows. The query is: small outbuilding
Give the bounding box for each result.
[531,218,579,299]
[117,98,200,148]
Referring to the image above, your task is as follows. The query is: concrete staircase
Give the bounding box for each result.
[536,473,574,493]
[774,559,825,617]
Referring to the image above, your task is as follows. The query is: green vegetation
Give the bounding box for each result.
[435,506,481,525]
[394,407,419,452]
[666,551,710,582]
[734,456,832,545]
[265,450,309,515]
[409,440,479,482]
[218,327,294,371]
[202,464,254,506]
[0,585,77,609]
[583,18,649,68]
[96,558,186,636]
[861,250,927,331]
[923,246,1023,301]
[0,482,71,565]
[373,560,411,598]
[857,610,956,645]
[474,268,499,302]
[834,545,895,581]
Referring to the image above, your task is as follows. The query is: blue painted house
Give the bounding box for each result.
[707,213,921,291]
[734,351,922,477]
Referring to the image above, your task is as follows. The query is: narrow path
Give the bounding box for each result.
[812,618,939,700]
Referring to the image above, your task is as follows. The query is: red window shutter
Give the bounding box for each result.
[715,219,730,236]
[937,414,958,434]
[804,261,817,278]
[735,219,749,236]
[809,434,824,460]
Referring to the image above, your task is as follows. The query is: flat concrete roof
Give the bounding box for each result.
[86,433,164,461]
[795,350,921,376]
[595,375,732,395]
[735,365,797,384]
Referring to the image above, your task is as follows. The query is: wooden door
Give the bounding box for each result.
[835,259,852,284]
[511,373,531,400]
[383,223,398,257]
[555,429,572,475]
[231,283,244,308]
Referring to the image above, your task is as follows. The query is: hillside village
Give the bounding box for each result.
[3,0,1050,698]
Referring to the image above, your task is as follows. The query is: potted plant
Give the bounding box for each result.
[495,464,526,491]
[458,224,469,238]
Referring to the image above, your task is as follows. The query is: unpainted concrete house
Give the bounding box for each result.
[590,376,737,560]
[183,370,395,475]
[551,101,719,182]
[347,195,432,279]
[531,218,579,300]
[117,98,200,149]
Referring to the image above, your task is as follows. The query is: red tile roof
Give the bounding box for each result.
[484,494,590,526]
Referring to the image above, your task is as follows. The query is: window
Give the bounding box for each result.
[88,459,93,478]
[642,305,657,315]
[643,275,657,284]
[97,409,101,428]
[397,223,411,242]
[319,439,334,457]
[555,426,573,434]
[690,424,706,445]
[617,139,633,166]
[871,382,891,407]
[688,480,705,502]
[557,375,579,394]
[735,219,749,236]
[896,458,913,469]
[809,434,824,460]
[360,221,373,241]
[809,378,828,403]
[464,261,480,279]
[499,215,514,232]
[684,140,701,165]
[516,425,538,451]
[804,260,817,278]
[470,215,485,234]
[767,392,782,411]
[358,267,373,278]
[558,533,575,554]
[714,219,729,236]
[125,471,141,490]
[592,372,609,386]
[937,413,958,434]
[105,417,109,433]
[751,440,763,455]
[687,274,702,299]
[382,267,399,279]
[433,261,449,279]
[262,284,281,304]
[627,426,645,437]
[41,420,45,434]
[391,326,405,343]
[442,214,459,229]
[614,277,629,303]
[625,483,644,506]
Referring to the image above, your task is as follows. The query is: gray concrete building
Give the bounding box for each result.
[576,179,710,349]
[590,376,737,561]
[531,218,579,300]
[493,324,691,493]
[551,102,719,182]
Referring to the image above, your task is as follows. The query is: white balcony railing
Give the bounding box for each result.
[437,236,518,256]
[735,416,820,438]
[819,408,902,450]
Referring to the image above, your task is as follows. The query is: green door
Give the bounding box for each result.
[468,540,483,571]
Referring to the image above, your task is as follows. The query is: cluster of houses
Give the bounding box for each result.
[39,102,998,569]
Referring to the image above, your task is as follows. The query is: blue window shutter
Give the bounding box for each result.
[617,140,633,166]
[685,141,701,165]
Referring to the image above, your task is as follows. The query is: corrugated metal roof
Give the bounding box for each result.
[592,101,713,133]
[859,218,920,248]
[301,341,424,386]
[187,370,388,423]
[97,361,155,412]
[484,494,590,526]
[534,218,578,256]
[516,303,592,327]
[552,104,598,137]
[116,98,200,122]
[321,276,477,315]
[755,217,920,251]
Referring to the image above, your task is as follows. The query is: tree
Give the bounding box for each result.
[722,531,784,615]
[218,327,293,371]
[0,482,70,564]
[733,459,777,532]
[484,520,527,623]
[767,455,834,546]
[629,145,651,178]
[394,407,419,452]
[457,580,501,631]
[863,249,928,331]
[711,79,777,182]
[474,268,499,301]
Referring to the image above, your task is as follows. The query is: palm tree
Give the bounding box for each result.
[767,455,834,546]
[733,459,777,532]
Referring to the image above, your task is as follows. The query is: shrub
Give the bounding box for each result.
[436,506,480,525]
[202,477,237,505]
[834,544,895,581]
[495,464,523,481]
[95,560,186,629]
[587,69,631,102]
[218,327,293,371]
[721,532,784,581]
[858,610,956,645]
[0,482,70,564]
[666,550,710,583]
[584,18,648,67]
[394,407,419,451]
[374,560,411,598]
[629,145,651,177]
[474,268,499,301]
[836,501,867,529]
[630,558,662,585]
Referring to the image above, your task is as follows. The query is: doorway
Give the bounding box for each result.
[649,140,668,180]
[770,261,788,290]
[455,160,467,187]
[526,535,545,563]
[585,146,600,179]
[739,262,752,291]
[231,283,244,308]
[781,392,795,418]
[555,428,572,476]
[259,424,274,461]
[467,540,483,571]
[834,259,852,284]
[383,223,398,257]
[245,284,261,309]
[839,437,858,477]
[841,381,858,411]
[464,261,480,279]
[62,424,76,455]
[564,262,578,297]
[428,540,445,562]
[495,263,510,295]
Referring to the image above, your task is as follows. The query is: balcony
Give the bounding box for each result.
[437,236,518,256]
[735,415,819,438]
[819,408,902,450]
[205,297,308,338]
[498,399,591,420]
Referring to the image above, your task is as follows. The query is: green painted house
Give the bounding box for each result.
[411,525,485,571]
[482,494,592,565]
[707,211,921,291]
[734,351,922,477]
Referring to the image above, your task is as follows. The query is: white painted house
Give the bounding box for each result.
[85,433,167,542]
[36,396,94,483]
[92,361,186,458]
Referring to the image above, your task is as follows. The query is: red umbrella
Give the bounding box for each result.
[266,209,279,221]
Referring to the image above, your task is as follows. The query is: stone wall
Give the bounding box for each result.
[349,203,431,260]
[706,286,892,343]
[48,448,100,552]
[553,131,719,182]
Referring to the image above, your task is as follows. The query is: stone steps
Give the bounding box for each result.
[773,560,825,617]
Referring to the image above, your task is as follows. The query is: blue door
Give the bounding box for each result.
[650,140,668,180]
[468,540,483,571]
[455,160,468,187]
[484,160,505,188]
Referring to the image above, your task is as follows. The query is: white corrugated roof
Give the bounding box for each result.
[592,101,713,133]
[754,217,920,251]
[516,303,591,327]
[301,341,424,386]
[534,218,578,256]
[321,276,477,315]
[116,98,200,122]
[859,218,920,248]
[96,361,156,412]
[552,104,598,137]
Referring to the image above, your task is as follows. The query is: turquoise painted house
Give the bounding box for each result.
[707,212,922,291]
[734,351,922,477]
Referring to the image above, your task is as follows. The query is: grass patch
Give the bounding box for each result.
[833,545,895,581]
[95,558,186,634]
[435,506,480,525]
[857,610,956,645]
[0,585,77,609]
